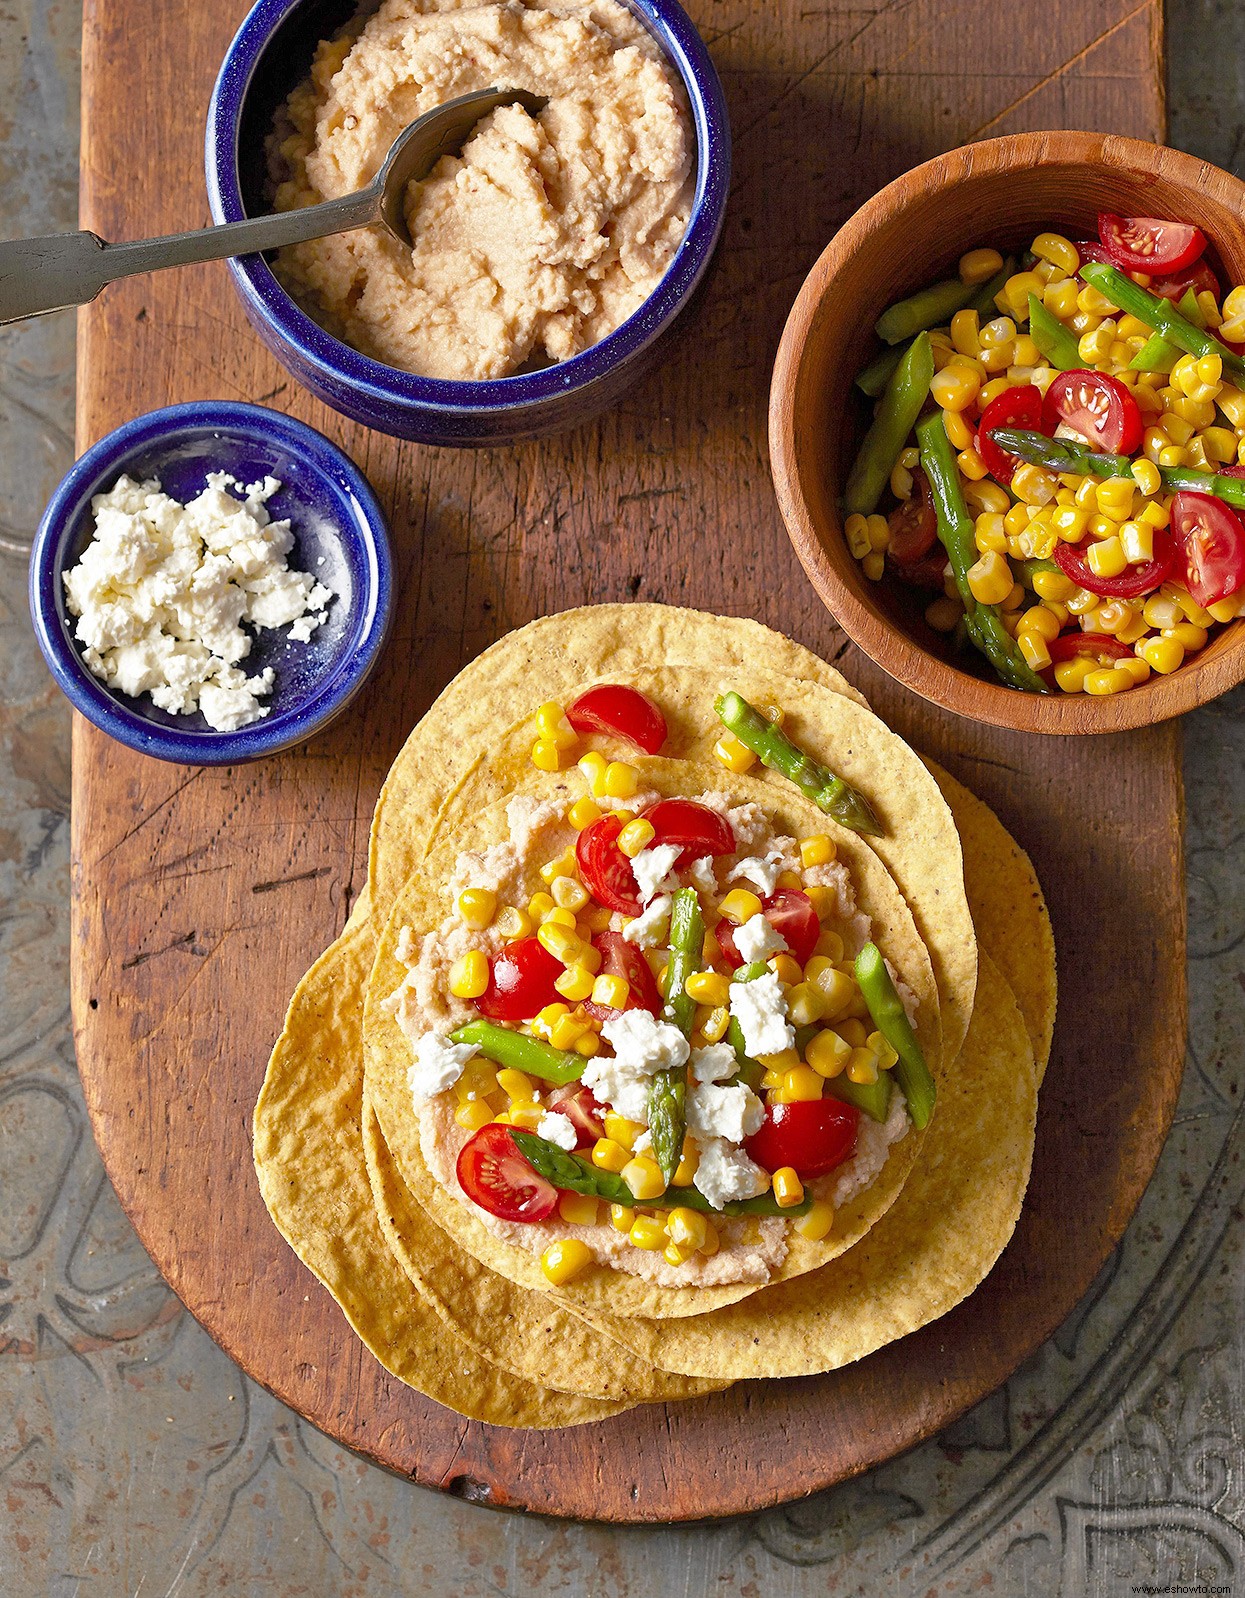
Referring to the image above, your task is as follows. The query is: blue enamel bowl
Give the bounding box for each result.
[205,0,730,445]
[29,401,393,765]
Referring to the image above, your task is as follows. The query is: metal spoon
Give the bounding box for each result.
[0,87,547,326]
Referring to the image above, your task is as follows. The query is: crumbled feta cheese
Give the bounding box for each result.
[730,851,783,897]
[586,1010,689,1120]
[686,1080,764,1144]
[622,893,672,949]
[729,971,794,1056]
[62,473,333,732]
[689,1042,738,1083]
[734,912,788,964]
[408,1033,477,1107]
[632,1129,653,1156]
[694,1139,769,1207]
[688,856,718,898]
[536,1111,578,1150]
[630,843,680,905]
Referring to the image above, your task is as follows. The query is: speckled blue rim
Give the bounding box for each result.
[204,0,730,437]
[29,401,393,766]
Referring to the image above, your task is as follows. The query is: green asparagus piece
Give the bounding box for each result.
[853,942,936,1130]
[1129,288,1203,373]
[915,411,1049,693]
[510,1132,812,1217]
[989,427,1245,509]
[449,1020,584,1088]
[649,887,701,1181]
[1080,262,1245,380]
[875,279,978,345]
[843,332,935,515]
[1027,294,1081,371]
[855,262,1013,398]
[714,692,882,836]
[1015,556,1060,589]
[825,1071,893,1124]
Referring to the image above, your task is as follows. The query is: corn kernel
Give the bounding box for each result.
[930,366,980,411]
[1086,537,1128,580]
[1000,271,1045,319]
[685,969,731,1007]
[787,981,828,1027]
[772,1167,805,1208]
[867,1030,900,1071]
[1202,426,1238,464]
[925,595,963,632]
[793,1200,835,1242]
[599,761,638,799]
[776,870,803,892]
[541,1238,594,1286]
[1117,521,1153,565]
[1054,656,1094,692]
[666,1207,707,1251]
[1209,594,1245,622]
[592,1137,631,1173]
[616,817,656,859]
[865,513,891,552]
[456,887,498,931]
[535,700,577,746]
[805,1027,852,1077]
[531,1002,569,1039]
[1013,334,1042,367]
[1044,278,1080,318]
[455,1100,494,1133]
[1114,656,1151,685]
[959,246,1004,284]
[598,1113,639,1152]
[591,972,630,1010]
[770,952,803,986]
[1018,630,1052,670]
[966,550,1014,605]
[621,1156,666,1201]
[1143,593,1183,629]
[1033,568,1076,602]
[973,513,1008,555]
[713,730,757,774]
[812,929,845,963]
[507,1100,546,1132]
[1013,463,1058,506]
[701,1005,730,1044]
[673,1138,700,1186]
[557,1192,600,1228]
[845,512,872,560]
[537,922,588,969]
[957,447,989,481]
[578,750,608,797]
[1078,282,1118,316]
[554,964,596,1004]
[950,308,981,356]
[492,1068,533,1104]
[1031,231,1079,274]
[628,1216,667,1252]
[719,887,763,924]
[847,1046,879,1085]
[862,549,886,581]
[782,1065,824,1102]
[805,959,855,1020]
[492,905,531,946]
[1165,621,1209,651]
[607,1204,634,1234]
[575,1029,600,1058]
[1083,666,1130,696]
[531,739,565,772]
[1141,635,1186,674]
[890,462,914,500]
[448,950,489,1000]
[1018,604,1061,642]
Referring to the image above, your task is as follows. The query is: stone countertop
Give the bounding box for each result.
[1,2,1241,1592]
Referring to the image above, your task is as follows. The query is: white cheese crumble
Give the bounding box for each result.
[694,1139,769,1208]
[688,856,718,898]
[734,912,788,964]
[689,1041,738,1083]
[622,893,672,949]
[730,850,783,897]
[62,472,334,732]
[408,1033,477,1107]
[729,971,794,1056]
[686,1080,764,1144]
[586,1010,689,1121]
[630,843,680,905]
[536,1111,578,1150]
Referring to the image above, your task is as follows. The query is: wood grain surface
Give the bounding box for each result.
[71,0,1184,1521]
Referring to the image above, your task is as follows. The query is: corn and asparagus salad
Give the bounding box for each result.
[843,212,1245,695]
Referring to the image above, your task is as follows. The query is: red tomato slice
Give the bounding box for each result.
[475,936,564,1022]
[456,1123,559,1222]
[548,1085,606,1149]
[583,930,664,1021]
[642,798,735,869]
[744,1099,860,1180]
[576,814,642,914]
[717,889,821,970]
[889,545,950,591]
[976,383,1045,484]
[1053,527,1173,598]
[1047,632,1136,663]
[1147,256,1220,304]
[1097,213,1207,276]
[886,466,937,563]
[1171,491,1245,608]
[1043,369,1143,454]
[566,684,668,754]
[1075,240,1114,273]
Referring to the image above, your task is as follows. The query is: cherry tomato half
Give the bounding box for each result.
[1053,526,1173,599]
[1097,213,1207,276]
[886,466,938,564]
[1147,256,1220,305]
[976,383,1046,484]
[1075,240,1114,273]
[642,798,735,869]
[1043,368,1143,454]
[889,545,950,591]
[548,1085,606,1149]
[744,1099,860,1180]
[566,684,668,754]
[717,889,821,970]
[575,814,642,914]
[475,935,564,1022]
[1038,632,1135,687]
[582,930,664,1021]
[456,1123,559,1222]
[1171,491,1245,608]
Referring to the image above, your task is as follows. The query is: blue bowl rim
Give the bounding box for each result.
[204,0,731,415]
[29,399,394,766]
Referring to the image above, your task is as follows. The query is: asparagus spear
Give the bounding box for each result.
[1027,294,1081,371]
[853,942,935,1130]
[915,411,1049,693]
[1080,262,1245,380]
[988,427,1245,509]
[855,261,1014,398]
[714,692,882,836]
[511,1131,812,1217]
[1129,288,1204,373]
[875,278,979,345]
[843,332,934,515]
[449,1019,584,1087]
[649,887,702,1182]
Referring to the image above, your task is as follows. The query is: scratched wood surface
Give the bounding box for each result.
[71,0,1184,1521]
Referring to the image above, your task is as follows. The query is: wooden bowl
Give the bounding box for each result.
[769,130,1245,734]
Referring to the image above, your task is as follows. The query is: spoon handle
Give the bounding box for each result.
[0,188,381,325]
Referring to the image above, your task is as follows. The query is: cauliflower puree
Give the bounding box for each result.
[268,0,695,381]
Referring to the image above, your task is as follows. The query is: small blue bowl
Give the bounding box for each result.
[205,0,730,446]
[29,401,393,766]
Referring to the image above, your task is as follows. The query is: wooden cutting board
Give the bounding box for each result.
[72,0,1183,1521]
